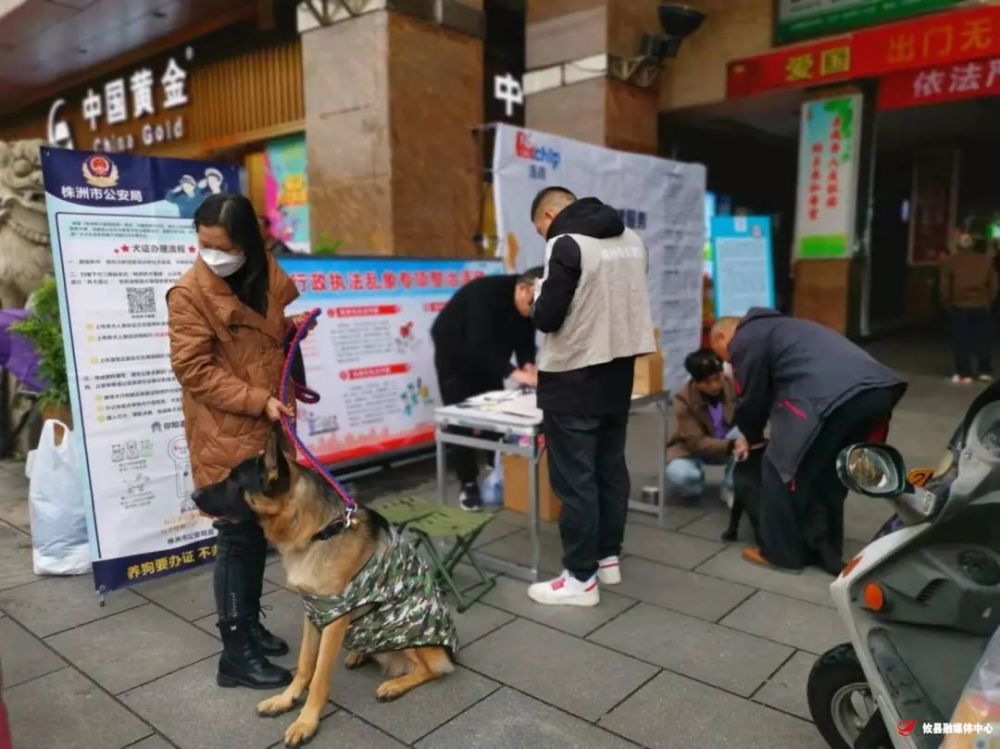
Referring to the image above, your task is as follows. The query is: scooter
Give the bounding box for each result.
[808,383,1000,749]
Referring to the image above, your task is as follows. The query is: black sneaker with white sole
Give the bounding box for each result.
[459,484,482,512]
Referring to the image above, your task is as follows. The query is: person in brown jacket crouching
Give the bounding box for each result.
[941,227,999,384]
[168,193,312,690]
[666,350,747,508]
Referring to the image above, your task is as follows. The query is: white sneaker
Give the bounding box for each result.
[597,556,621,585]
[979,374,994,383]
[952,375,973,385]
[527,570,599,607]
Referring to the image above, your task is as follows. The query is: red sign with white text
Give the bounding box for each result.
[728,5,1000,97]
[879,56,1000,109]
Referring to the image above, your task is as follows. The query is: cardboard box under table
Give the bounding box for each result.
[633,327,665,397]
[502,449,561,522]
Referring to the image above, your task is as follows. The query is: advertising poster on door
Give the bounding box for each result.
[909,150,958,265]
[278,257,500,465]
[492,124,706,391]
[794,94,862,260]
[263,135,310,253]
[40,147,238,593]
[712,216,776,318]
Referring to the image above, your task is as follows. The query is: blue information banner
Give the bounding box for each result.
[40,147,239,593]
[711,216,776,318]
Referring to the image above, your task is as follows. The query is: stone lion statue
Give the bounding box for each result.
[0,139,51,310]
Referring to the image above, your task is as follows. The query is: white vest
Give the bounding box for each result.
[538,228,656,373]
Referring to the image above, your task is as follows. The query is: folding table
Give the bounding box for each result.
[434,391,670,582]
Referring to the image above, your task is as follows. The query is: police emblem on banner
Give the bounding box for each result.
[82,154,120,188]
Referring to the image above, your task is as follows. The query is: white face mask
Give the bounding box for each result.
[200,248,246,278]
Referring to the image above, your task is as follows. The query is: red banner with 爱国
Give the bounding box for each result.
[728,5,1000,98]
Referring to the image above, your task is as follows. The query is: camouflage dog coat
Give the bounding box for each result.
[301,530,457,655]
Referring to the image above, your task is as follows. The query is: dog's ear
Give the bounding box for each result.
[273,418,293,461]
[263,426,280,478]
[261,422,292,496]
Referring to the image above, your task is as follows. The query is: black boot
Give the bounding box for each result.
[214,521,291,659]
[216,619,292,690]
[248,606,290,657]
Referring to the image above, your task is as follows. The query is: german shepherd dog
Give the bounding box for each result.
[193,428,454,748]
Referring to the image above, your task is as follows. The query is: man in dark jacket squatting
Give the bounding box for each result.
[527,187,656,606]
[711,308,906,574]
[431,268,541,511]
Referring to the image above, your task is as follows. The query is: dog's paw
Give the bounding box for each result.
[257,694,295,717]
[284,716,319,747]
[375,680,408,702]
[344,651,369,670]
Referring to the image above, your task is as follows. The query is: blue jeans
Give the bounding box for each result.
[666,457,735,498]
[665,428,741,498]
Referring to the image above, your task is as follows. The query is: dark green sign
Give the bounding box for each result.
[777,0,965,44]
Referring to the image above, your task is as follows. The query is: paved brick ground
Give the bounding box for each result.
[0,341,981,749]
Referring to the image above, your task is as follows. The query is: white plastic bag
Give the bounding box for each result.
[26,420,91,575]
[480,451,504,507]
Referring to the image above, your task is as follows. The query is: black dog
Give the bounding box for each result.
[722,448,763,543]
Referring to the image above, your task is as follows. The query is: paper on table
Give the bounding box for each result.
[463,391,542,420]
[495,393,542,419]
[465,390,521,406]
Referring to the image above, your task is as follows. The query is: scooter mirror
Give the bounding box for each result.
[836,443,907,497]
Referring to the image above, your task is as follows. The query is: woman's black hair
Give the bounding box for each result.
[194,193,269,315]
[684,348,723,383]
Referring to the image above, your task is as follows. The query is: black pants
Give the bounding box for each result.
[544,411,630,581]
[730,448,764,543]
[951,307,993,377]
[214,520,268,623]
[436,362,500,487]
[759,387,898,571]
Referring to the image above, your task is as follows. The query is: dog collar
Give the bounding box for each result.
[311,513,355,542]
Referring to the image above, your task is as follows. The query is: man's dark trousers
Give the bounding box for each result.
[436,359,499,486]
[951,307,993,378]
[543,411,630,581]
[759,386,899,572]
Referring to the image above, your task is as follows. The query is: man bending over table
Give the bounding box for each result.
[431,267,542,511]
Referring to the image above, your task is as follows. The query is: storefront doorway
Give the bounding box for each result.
[869,96,1000,334]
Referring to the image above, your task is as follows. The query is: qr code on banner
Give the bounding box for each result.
[126,287,156,315]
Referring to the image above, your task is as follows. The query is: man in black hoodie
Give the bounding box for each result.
[527,187,657,607]
[431,268,541,510]
[711,309,906,573]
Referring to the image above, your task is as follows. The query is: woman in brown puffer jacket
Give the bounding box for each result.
[168,193,309,690]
